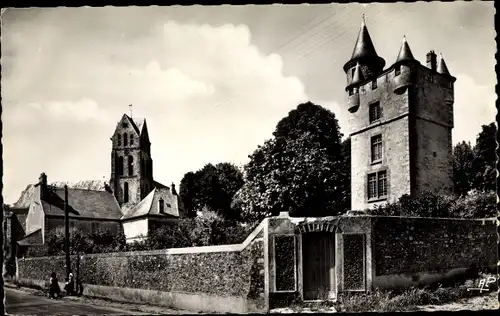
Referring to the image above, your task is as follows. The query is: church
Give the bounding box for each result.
[4,114,183,259]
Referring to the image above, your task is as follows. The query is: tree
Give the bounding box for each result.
[470,123,497,192]
[179,172,199,218]
[234,102,348,220]
[453,141,474,196]
[179,163,244,220]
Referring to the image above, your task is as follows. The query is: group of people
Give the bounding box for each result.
[49,272,83,299]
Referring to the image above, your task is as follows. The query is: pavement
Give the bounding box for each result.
[5,287,147,315]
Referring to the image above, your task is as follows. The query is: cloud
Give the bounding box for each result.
[453,73,496,145]
[27,98,111,123]
[2,19,308,203]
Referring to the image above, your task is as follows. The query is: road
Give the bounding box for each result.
[5,287,141,315]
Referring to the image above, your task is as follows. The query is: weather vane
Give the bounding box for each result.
[129,104,133,118]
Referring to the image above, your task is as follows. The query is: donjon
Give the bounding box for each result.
[344,18,456,210]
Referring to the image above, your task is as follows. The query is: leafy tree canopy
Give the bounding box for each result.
[179,162,244,220]
[233,102,350,220]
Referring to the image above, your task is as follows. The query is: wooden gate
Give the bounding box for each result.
[302,232,336,300]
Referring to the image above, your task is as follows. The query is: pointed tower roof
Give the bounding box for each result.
[437,53,451,76]
[350,62,365,86]
[351,16,380,61]
[395,36,416,63]
[344,16,385,73]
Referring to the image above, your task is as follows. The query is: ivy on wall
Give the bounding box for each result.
[274,235,296,292]
[343,234,365,291]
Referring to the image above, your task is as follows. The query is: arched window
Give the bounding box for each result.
[117,134,122,146]
[124,182,129,203]
[118,156,124,176]
[158,198,165,214]
[128,155,134,176]
[129,134,134,145]
[123,133,128,146]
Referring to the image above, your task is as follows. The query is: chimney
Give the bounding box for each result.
[426,50,437,71]
[38,173,48,199]
[171,183,177,195]
[104,183,113,193]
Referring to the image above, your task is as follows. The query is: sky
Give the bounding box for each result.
[1,3,496,204]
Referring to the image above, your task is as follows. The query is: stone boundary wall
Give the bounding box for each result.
[17,220,267,313]
[371,216,496,289]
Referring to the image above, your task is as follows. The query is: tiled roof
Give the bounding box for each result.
[18,228,43,246]
[42,187,122,220]
[395,36,416,64]
[121,184,179,221]
[133,118,145,134]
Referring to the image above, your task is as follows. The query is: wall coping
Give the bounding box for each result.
[19,218,267,261]
[268,214,496,223]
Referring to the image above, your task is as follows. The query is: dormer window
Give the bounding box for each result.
[395,65,401,76]
[371,80,377,90]
[158,198,165,213]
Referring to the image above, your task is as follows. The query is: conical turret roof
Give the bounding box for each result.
[395,36,416,63]
[437,53,451,76]
[351,16,381,61]
[351,62,365,85]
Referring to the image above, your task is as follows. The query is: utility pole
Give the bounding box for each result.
[64,185,71,279]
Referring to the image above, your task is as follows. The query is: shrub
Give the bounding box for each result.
[369,190,496,219]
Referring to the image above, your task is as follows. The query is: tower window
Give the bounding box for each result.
[348,88,353,96]
[158,198,165,214]
[123,133,128,146]
[122,123,128,128]
[128,155,134,176]
[371,134,383,162]
[129,134,134,145]
[118,156,124,176]
[124,182,129,203]
[371,80,377,90]
[369,101,381,123]
[395,65,401,76]
[368,170,388,200]
[117,134,122,146]
[351,67,355,78]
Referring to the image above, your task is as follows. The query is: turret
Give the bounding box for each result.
[392,36,420,94]
[346,62,364,113]
[343,16,385,84]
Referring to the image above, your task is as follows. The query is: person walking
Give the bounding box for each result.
[48,272,61,299]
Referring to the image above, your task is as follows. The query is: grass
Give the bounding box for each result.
[280,273,498,313]
[336,274,498,313]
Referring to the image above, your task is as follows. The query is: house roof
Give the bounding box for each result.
[42,187,122,220]
[121,183,179,221]
[18,228,43,246]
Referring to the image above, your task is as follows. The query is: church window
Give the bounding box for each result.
[122,122,128,128]
[348,88,353,96]
[368,170,387,200]
[129,134,134,145]
[395,65,401,76]
[158,198,165,214]
[124,182,129,203]
[371,134,382,162]
[118,156,124,176]
[117,134,122,146]
[128,156,134,176]
[124,133,128,146]
[369,101,381,123]
[351,67,355,78]
[371,80,377,90]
